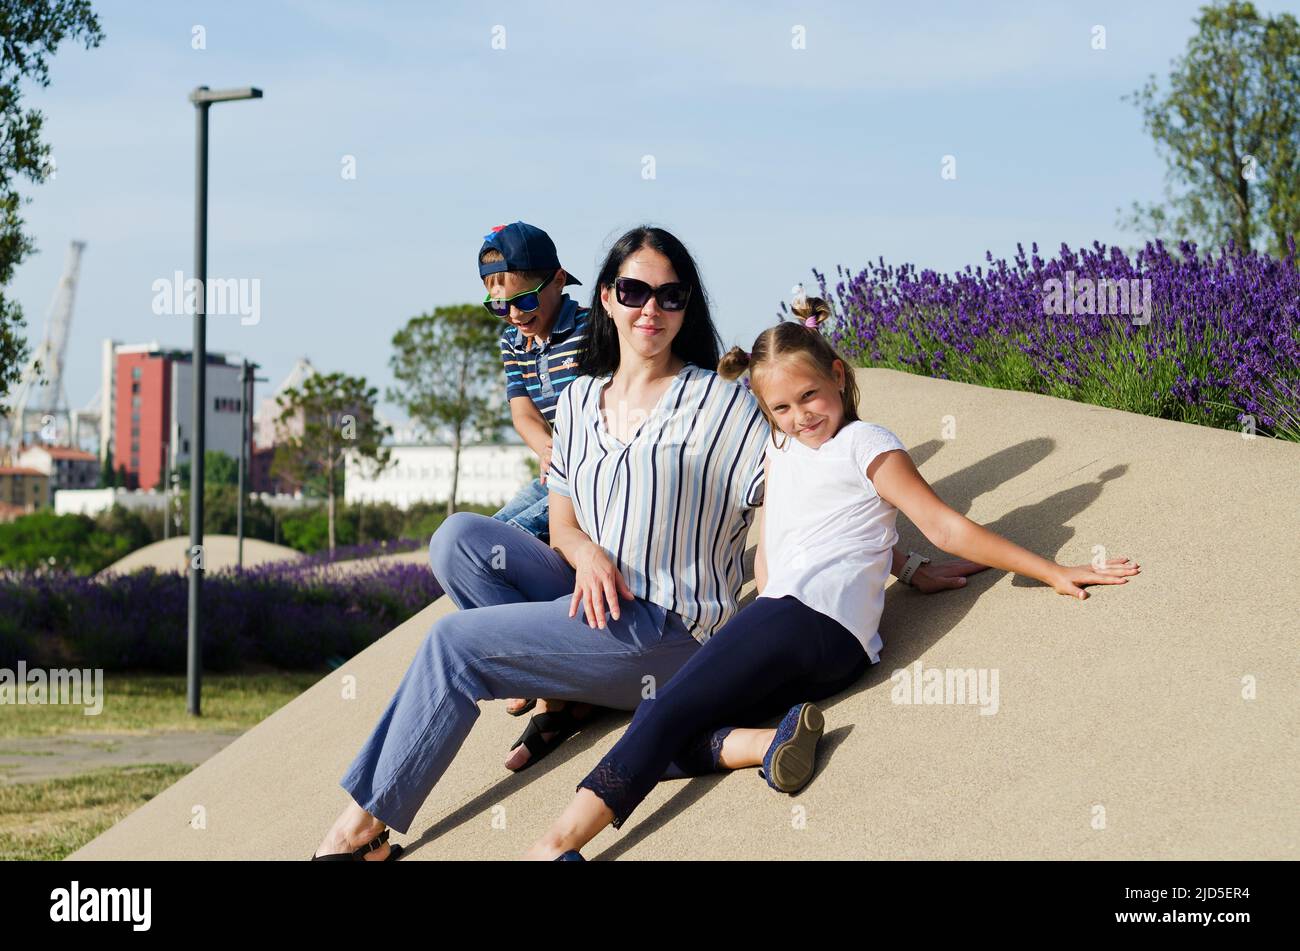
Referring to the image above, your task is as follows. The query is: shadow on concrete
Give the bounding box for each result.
[401,432,1132,853]
[584,436,1135,850]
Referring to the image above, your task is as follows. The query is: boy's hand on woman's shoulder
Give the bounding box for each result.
[539,441,552,484]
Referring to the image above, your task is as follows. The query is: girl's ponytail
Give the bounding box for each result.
[789,284,833,330]
[717,345,752,381]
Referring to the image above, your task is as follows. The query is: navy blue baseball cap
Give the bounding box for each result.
[478,221,582,286]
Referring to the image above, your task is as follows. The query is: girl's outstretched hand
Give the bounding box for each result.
[911,557,990,594]
[1051,557,1142,600]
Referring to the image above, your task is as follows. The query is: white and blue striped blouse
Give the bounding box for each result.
[547,362,768,644]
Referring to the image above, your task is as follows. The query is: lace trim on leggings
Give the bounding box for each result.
[577,727,738,830]
[577,757,639,829]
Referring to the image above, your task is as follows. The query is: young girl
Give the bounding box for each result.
[524,291,1141,861]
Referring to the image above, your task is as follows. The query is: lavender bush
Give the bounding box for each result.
[0,558,443,672]
[808,238,1300,440]
[294,537,423,568]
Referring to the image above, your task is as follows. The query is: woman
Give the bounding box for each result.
[311,226,977,860]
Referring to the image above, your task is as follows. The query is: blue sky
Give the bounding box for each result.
[12,0,1298,420]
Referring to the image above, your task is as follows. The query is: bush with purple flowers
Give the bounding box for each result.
[806,238,1300,440]
[0,558,443,672]
[293,537,422,568]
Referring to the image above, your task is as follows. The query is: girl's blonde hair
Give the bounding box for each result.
[717,294,861,448]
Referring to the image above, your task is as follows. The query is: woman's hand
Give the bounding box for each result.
[1049,557,1142,600]
[910,557,988,594]
[569,540,634,629]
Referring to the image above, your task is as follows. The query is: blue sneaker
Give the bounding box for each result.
[758,702,824,793]
[554,849,585,861]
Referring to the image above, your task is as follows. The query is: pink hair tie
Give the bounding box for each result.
[791,282,817,329]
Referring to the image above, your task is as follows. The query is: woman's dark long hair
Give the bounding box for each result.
[577,226,722,377]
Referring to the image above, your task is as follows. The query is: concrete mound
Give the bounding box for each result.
[70,369,1300,860]
[101,535,303,576]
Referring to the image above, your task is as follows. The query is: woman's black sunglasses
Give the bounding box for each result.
[614,277,692,312]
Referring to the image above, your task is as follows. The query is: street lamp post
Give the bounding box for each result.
[236,358,265,570]
[187,85,262,717]
[162,440,169,540]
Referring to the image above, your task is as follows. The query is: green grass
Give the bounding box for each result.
[0,672,320,739]
[0,672,319,860]
[0,764,194,861]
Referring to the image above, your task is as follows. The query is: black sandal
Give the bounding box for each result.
[310,828,403,861]
[507,706,590,772]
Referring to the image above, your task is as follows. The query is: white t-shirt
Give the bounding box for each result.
[758,420,908,662]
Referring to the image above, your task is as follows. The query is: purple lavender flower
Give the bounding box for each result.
[806,239,1299,440]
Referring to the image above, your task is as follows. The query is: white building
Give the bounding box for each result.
[55,487,167,517]
[345,443,534,509]
[167,354,246,475]
[55,486,314,518]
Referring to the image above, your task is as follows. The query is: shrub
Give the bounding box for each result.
[814,238,1300,440]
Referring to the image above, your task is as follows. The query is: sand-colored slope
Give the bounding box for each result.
[70,369,1300,860]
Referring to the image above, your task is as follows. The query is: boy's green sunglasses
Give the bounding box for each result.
[483,275,553,318]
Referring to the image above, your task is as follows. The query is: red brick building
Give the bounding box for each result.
[111,345,249,490]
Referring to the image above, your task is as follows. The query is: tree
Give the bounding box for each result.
[99,444,113,488]
[271,371,390,553]
[1121,1,1300,256]
[176,450,238,487]
[389,305,508,516]
[0,508,147,574]
[0,1,103,403]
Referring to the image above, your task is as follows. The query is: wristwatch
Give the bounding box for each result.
[899,551,931,586]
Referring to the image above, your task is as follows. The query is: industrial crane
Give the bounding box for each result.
[3,240,86,455]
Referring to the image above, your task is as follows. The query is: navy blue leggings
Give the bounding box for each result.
[578,594,870,828]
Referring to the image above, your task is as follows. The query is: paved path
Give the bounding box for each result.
[0,731,242,784]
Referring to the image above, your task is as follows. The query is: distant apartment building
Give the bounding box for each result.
[105,342,252,491]
[0,466,49,513]
[18,445,99,501]
[253,356,315,450]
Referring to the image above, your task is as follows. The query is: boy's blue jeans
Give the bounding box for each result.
[492,476,549,543]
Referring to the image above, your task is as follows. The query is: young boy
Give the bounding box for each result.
[479,222,593,734]
[480,221,589,546]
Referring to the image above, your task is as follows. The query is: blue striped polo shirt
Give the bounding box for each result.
[499,295,589,425]
[547,362,769,644]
